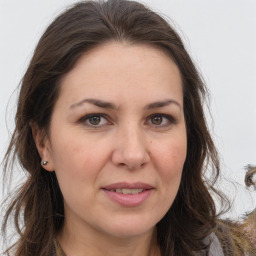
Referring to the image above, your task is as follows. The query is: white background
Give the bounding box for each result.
[0,0,255,246]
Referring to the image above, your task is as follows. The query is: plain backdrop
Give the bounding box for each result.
[0,0,256,247]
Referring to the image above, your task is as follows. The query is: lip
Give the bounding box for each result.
[102,182,154,207]
[103,182,153,190]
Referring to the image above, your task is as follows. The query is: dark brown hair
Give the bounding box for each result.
[2,0,224,255]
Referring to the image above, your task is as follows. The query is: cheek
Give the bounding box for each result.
[50,136,110,208]
[157,138,186,171]
[50,130,107,169]
[149,137,186,217]
[153,135,187,189]
[49,132,110,195]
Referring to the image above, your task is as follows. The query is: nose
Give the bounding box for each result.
[111,126,150,170]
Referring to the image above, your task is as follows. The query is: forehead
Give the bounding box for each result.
[57,42,183,108]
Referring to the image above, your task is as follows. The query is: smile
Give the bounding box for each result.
[102,182,154,206]
[108,188,144,194]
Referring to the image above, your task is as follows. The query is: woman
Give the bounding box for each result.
[1,0,254,255]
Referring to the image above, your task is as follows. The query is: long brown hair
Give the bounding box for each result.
[2,0,225,255]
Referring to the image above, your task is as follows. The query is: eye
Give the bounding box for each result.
[147,113,175,128]
[80,114,111,128]
[88,116,101,125]
[151,115,163,125]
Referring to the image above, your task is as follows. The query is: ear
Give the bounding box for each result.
[31,124,55,172]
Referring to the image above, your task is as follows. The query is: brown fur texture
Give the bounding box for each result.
[216,166,256,256]
[245,165,256,189]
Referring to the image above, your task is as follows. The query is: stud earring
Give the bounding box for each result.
[42,160,48,166]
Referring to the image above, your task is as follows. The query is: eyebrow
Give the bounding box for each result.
[70,98,116,109]
[69,98,181,110]
[145,99,181,110]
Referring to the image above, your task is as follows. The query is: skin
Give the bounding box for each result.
[34,42,187,256]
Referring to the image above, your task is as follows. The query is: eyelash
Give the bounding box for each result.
[79,113,176,129]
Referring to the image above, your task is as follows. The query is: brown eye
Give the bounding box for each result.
[89,116,101,125]
[80,114,110,128]
[151,115,163,125]
[147,114,176,128]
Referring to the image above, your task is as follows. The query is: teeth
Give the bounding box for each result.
[114,188,144,194]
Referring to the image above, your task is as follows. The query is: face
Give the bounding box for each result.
[38,42,187,240]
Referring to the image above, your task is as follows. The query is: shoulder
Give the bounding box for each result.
[51,239,66,256]
[215,217,256,256]
[207,232,225,256]
[50,240,57,256]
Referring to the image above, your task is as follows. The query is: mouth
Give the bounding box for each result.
[102,182,153,192]
[102,182,154,206]
[106,188,145,194]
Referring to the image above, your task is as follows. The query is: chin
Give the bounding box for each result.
[101,215,158,239]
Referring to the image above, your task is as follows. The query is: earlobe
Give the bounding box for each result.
[31,124,55,172]
[40,160,54,171]
[42,160,48,166]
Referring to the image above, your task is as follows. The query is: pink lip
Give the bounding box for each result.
[102,182,154,207]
